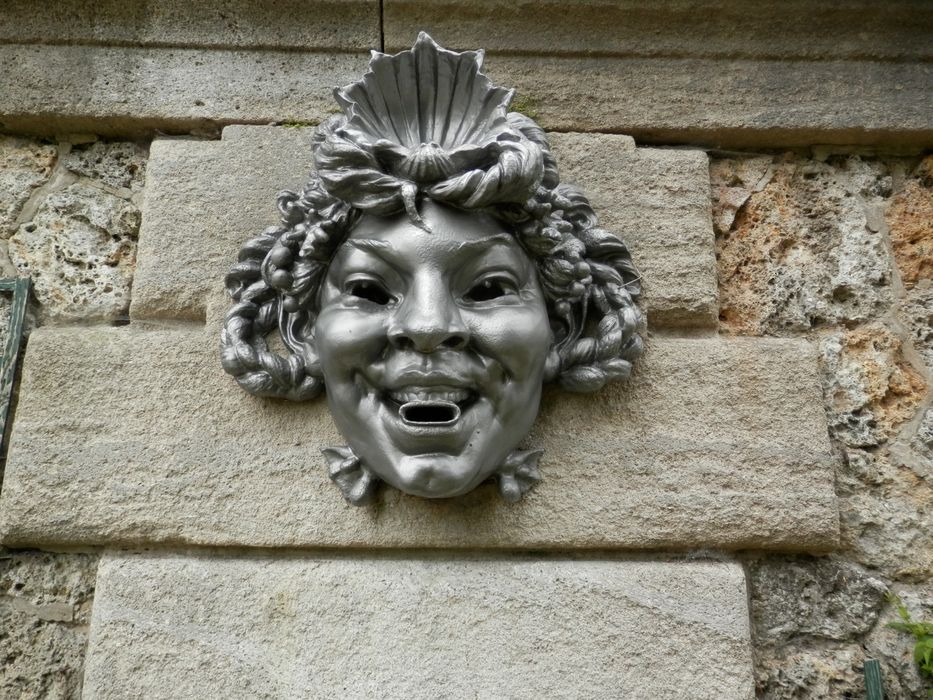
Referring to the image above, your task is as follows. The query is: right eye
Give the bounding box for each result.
[347,279,392,305]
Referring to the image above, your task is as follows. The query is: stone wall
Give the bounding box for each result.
[0,3,930,698]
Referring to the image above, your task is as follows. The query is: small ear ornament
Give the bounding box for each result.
[321,446,378,505]
[497,449,544,503]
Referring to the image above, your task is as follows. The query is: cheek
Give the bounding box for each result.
[466,305,552,379]
[314,307,389,373]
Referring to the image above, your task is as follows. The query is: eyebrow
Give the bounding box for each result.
[345,233,515,256]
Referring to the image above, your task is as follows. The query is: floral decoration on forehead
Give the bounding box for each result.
[221,33,645,506]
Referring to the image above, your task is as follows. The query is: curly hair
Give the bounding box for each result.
[221,111,643,401]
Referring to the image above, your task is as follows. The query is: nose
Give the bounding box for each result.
[388,278,470,353]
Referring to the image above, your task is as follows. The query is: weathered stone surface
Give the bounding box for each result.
[84,552,754,699]
[133,127,717,327]
[385,0,932,62]
[911,408,933,463]
[900,285,933,370]
[819,323,927,448]
[130,127,313,322]
[710,156,774,236]
[887,155,933,289]
[481,55,933,148]
[717,156,896,334]
[0,45,367,137]
[0,0,379,50]
[0,135,56,238]
[0,327,838,551]
[864,590,933,699]
[549,133,717,327]
[9,181,139,323]
[0,549,99,699]
[747,556,887,647]
[62,140,148,191]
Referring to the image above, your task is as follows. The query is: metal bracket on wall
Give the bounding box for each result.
[0,278,29,457]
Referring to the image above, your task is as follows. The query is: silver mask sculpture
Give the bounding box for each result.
[221,34,644,505]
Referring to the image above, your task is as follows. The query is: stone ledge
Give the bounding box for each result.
[385,1,931,61]
[131,126,718,328]
[83,552,755,698]
[0,327,839,551]
[0,45,365,138]
[0,0,379,51]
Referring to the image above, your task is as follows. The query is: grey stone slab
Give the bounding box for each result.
[0,0,379,51]
[484,55,933,149]
[385,0,932,61]
[0,45,365,138]
[0,327,839,551]
[132,127,717,328]
[83,552,755,699]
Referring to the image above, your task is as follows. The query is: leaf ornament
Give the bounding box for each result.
[314,32,545,216]
[321,446,378,505]
[497,449,544,503]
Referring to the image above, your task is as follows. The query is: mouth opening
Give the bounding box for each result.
[399,400,461,426]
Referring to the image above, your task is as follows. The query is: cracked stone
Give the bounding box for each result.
[8,181,139,323]
[887,155,933,289]
[62,140,148,191]
[0,136,57,239]
[819,323,927,448]
[716,155,895,334]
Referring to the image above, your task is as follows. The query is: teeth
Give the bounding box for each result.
[387,387,471,404]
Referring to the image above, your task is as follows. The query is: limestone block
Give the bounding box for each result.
[0,135,56,238]
[83,552,754,699]
[0,45,367,137]
[549,133,717,327]
[483,55,933,149]
[384,0,931,62]
[62,141,148,191]
[131,127,718,327]
[9,181,139,323]
[0,0,379,51]
[0,326,839,551]
[0,550,100,699]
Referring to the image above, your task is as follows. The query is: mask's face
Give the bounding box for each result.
[311,200,553,498]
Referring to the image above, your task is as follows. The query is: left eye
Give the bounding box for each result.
[464,278,513,302]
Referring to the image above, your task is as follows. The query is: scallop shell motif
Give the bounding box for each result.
[334,32,516,159]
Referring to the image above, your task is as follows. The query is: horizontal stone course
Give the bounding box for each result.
[0,45,364,137]
[0,0,379,51]
[2,44,929,147]
[131,126,718,328]
[385,0,931,61]
[0,326,838,551]
[83,552,755,698]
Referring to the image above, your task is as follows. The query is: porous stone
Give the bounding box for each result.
[754,644,871,700]
[0,135,56,238]
[132,127,718,328]
[746,556,887,647]
[709,156,775,236]
[84,552,754,699]
[717,156,896,334]
[864,589,933,699]
[8,181,139,323]
[819,322,927,448]
[0,549,99,699]
[887,155,933,289]
[900,285,933,370]
[911,408,933,462]
[549,133,718,327]
[62,141,148,191]
[0,45,367,137]
[0,0,379,51]
[384,0,932,62]
[0,327,839,551]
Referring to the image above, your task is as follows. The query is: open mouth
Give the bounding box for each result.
[385,387,476,426]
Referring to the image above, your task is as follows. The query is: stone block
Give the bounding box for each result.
[0,326,839,551]
[487,55,933,149]
[131,126,718,328]
[384,0,931,62]
[0,0,378,51]
[0,45,367,137]
[83,552,754,698]
[0,135,56,238]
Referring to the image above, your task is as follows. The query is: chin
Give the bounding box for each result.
[384,454,490,499]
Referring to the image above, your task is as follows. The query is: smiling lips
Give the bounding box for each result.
[384,385,476,426]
